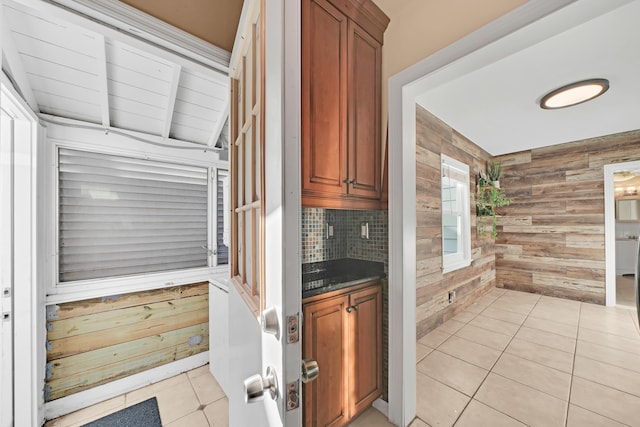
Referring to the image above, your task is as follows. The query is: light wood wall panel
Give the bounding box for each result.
[415,106,495,339]
[495,129,640,304]
[45,282,209,401]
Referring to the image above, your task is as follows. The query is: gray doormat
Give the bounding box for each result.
[82,397,161,427]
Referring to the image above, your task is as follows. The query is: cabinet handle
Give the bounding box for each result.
[343,178,351,184]
[352,179,357,185]
[352,304,358,311]
[346,306,353,313]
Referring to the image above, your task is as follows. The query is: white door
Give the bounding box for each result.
[226,0,301,426]
[0,105,14,427]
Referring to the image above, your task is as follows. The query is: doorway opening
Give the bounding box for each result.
[604,160,640,308]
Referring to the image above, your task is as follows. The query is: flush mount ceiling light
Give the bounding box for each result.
[540,78,609,109]
[614,171,636,182]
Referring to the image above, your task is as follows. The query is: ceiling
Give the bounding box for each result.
[120,0,243,52]
[2,0,230,147]
[415,0,640,156]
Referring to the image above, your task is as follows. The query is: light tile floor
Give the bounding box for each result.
[46,288,640,427]
[44,365,228,427]
[411,288,640,427]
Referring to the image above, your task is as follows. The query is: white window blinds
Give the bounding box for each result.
[58,148,208,282]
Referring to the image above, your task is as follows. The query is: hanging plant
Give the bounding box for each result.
[486,160,503,188]
[477,161,512,238]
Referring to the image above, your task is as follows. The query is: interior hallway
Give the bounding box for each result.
[46,288,640,426]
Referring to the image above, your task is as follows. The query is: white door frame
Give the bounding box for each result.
[604,160,640,307]
[386,1,578,425]
[1,88,16,427]
[262,0,302,424]
[1,74,45,426]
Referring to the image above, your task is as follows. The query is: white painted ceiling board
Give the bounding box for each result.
[415,0,640,156]
[171,69,227,144]
[2,0,230,148]
[5,3,103,123]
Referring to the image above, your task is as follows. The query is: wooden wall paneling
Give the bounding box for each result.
[47,294,208,340]
[47,282,208,320]
[47,327,208,400]
[494,129,640,304]
[47,309,208,360]
[45,283,209,401]
[414,105,496,340]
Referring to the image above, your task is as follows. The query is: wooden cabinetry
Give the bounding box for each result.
[301,0,389,210]
[303,282,382,427]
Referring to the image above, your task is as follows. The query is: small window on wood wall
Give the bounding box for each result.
[441,154,471,273]
[230,0,264,314]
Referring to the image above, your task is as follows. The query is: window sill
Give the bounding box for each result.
[230,276,261,318]
[442,259,471,275]
[46,266,229,305]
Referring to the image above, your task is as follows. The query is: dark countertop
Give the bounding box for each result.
[302,258,385,299]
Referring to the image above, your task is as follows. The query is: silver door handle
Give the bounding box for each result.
[244,366,279,403]
[301,358,319,384]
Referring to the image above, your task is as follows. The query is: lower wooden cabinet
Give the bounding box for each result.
[303,282,382,427]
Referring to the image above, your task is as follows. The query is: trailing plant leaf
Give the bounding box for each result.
[476,177,512,238]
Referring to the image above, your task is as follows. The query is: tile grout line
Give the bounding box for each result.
[449,291,541,426]
[564,303,640,425]
[564,301,582,427]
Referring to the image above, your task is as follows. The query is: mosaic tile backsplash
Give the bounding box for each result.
[301,208,388,268]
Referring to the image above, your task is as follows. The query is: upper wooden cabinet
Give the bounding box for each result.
[302,0,389,210]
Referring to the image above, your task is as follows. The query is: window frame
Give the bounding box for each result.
[441,154,471,274]
[44,123,229,304]
[228,0,265,315]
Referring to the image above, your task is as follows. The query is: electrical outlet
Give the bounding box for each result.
[448,290,456,304]
[325,222,335,239]
[360,222,369,239]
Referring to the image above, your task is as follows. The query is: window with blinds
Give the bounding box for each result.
[441,154,471,273]
[58,148,209,282]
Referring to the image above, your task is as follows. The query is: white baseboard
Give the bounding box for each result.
[44,352,209,420]
[372,397,389,417]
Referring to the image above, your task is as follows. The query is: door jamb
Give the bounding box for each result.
[604,160,640,307]
[1,73,45,427]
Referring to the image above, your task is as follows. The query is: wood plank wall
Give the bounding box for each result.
[45,282,209,401]
[415,106,496,339]
[495,130,640,304]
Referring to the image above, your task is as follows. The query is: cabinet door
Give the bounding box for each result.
[303,295,350,427]
[348,284,382,416]
[302,0,348,197]
[347,21,381,199]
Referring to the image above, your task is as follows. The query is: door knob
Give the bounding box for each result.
[261,306,280,339]
[244,366,279,403]
[301,358,319,384]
